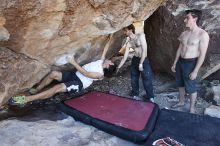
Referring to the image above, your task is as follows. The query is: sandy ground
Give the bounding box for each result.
[0,60,213,146]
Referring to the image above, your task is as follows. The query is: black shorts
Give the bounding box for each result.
[61,71,83,95]
[175,57,198,94]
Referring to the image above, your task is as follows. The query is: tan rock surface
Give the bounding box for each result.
[1,0,164,64]
[0,47,49,106]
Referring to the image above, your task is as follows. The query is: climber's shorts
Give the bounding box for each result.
[61,71,83,95]
[175,57,198,94]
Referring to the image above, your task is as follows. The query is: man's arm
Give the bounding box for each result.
[189,32,209,80]
[139,34,147,71]
[171,43,182,72]
[174,44,182,65]
[171,33,184,72]
[101,34,113,60]
[69,57,103,79]
[117,42,130,72]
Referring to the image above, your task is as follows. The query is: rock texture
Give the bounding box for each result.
[0,0,164,64]
[204,105,220,118]
[0,0,165,106]
[0,47,50,106]
[145,0,220,77]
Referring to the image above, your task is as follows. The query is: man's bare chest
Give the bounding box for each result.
[182,33,200,47]
[129,38,141,48]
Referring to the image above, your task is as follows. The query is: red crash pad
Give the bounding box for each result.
[64,91,155,131]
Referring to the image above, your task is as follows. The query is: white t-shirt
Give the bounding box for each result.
[76,60,104,89]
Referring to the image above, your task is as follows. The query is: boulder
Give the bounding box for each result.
[0,0,164,64]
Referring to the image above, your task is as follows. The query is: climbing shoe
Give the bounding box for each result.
[9,95,27,105]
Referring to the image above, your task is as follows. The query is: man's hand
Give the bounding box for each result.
[189,71,197,80]
[139,64,143,71]
[171,64,176,72]
[68,55,76,64]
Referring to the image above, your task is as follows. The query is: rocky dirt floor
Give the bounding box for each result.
[0,58,215,146]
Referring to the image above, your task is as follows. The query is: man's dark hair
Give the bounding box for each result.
[123,24,135,34]
[104,64,116,77]
[185,9,202,24]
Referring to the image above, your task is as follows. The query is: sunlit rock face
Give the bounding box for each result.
[0,0,164,106]
[145,0,220,76]
[1,0,164,64]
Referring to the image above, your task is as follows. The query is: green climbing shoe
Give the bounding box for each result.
[11,95,27,105]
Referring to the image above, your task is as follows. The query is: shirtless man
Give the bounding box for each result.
[171,9,209,113]
[10,35,116,105]
[117,24,154,102]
